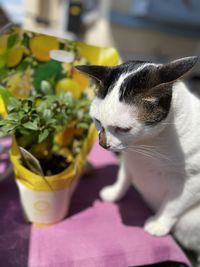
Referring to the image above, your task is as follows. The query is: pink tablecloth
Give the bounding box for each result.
[28,143,191,267]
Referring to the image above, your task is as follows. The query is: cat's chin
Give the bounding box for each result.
[109,147,124,153]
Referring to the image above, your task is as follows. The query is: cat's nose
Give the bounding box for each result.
[99,128,110,149]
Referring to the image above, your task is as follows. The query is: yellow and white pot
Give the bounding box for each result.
[10,124,97,225]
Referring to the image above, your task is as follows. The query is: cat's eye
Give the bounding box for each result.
[94,118,101,125]
[114,126,131,133]
[93,118,102,131]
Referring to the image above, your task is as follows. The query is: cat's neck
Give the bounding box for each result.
[171,81,194,135]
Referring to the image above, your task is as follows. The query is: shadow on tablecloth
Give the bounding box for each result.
[0,174,30,267]
[69,164,152,227]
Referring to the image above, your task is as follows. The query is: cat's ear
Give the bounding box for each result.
[75,65,111,87]
[158,56,198,84]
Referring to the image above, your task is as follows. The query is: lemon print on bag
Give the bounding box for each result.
[5,67,33,98]
[56,78,81,99]
[0,33,24,67]
[78,43,119,66]
[30,35,59,61]
[7,46,24,67]
[0,35,7,55]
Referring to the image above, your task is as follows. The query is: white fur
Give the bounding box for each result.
[90,78,200,263]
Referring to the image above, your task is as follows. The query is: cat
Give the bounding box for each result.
[76,56,200,265]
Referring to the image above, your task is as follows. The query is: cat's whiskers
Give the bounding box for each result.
[123,146,186,175]
[159,122,175,125]
[123,145,173,163]
[124,145,186,172]
[124,147,156,160]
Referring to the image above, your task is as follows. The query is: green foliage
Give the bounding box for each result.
[0,92,92,148]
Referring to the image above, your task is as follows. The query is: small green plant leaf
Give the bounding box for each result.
[0,68,8,77]
[19,128,32,136]
[2,124,17,133]
[7,97,20,112]
[7,33,20,49]
[19,146,44,176]
[43,109,52,120]
[77,122,89,129]
[22,33,30,48]
[47,118,57,125]
[23,102,29,113]
[7,113,21,122]
[0,56,6,69]
[38,129,49,143]
[77,110,84,120]
[0,120,5,126]
[0,85,12,109]
[23,121,38,130]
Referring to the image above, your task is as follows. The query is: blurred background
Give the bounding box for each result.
[0,0,200,82]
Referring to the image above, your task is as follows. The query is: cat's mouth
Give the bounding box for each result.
[99,142,122,152]
[102,145,124,153]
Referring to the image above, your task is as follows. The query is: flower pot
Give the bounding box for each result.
[15,178,79,225]
[10,124,97,225]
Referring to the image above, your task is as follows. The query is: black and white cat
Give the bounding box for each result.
[76,57,200,264]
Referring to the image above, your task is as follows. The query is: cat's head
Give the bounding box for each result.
[76,56,198,151]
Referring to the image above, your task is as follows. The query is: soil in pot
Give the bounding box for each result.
[20,152,71,176]
[39,154,71,176]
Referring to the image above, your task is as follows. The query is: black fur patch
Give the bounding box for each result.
[140,84,173,126]
[95,61,147,99]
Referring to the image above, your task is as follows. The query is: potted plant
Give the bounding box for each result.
[0,25,119,225]
[0,85,97,224]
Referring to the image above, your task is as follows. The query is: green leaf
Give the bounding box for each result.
[16,59,29,72]
[76,110,84,120]
[0,85,12,109]
[47,118,57,125]
[0,55,6,69]
[19,128,32,136]
[7,113,21,122]
[77,122,89,129]
[43,109,52,120]
[7,33,20,49]
[23,102,29,113]
[22,33,30,48]
[0,119,5,126]
[2,124,17,133]
[19,146,44,176]
[38,129,49,143]
[33,60,62,92]
[0,68,8,77]
[77,98,91,108]
[7,97,21,112]
[0,68,8,80]
[23,121,38,130]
